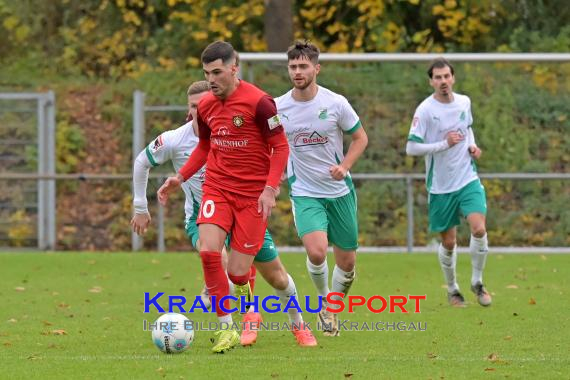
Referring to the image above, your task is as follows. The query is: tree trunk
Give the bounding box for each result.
[264,0,294,52]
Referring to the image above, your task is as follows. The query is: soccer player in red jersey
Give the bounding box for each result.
[158,41,317,352]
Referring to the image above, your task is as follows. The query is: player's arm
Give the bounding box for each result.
[466,126,482,159]
[406,139,451,156]
[131,134,171,235]
[406,110,461,156]
[256,95,289,220]
[157,112,211,205]
[331,125,368,180]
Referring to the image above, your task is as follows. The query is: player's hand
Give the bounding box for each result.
[130,212,151,235]
[468,145,482,159]
[446,131,464,147]
[157,175,183,206]
[258,186,277,221]
[329,164,348,181]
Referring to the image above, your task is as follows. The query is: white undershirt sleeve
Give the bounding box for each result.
[467,127,476,147]
[406,139,450,156]
[132,150,153,214]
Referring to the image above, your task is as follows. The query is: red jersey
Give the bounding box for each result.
[193,80,287,197]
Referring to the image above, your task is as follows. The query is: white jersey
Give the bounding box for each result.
[275,86,361,198]
[408,92,478,194]
[145,121,205,220]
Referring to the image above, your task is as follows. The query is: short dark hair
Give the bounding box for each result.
[201,41,239,66]
[427,57,455,78]
[287,41,320,64]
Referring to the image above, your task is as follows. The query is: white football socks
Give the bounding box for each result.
[330,265,355,301]
[306,257,330,298]
[470,234,489,285]
[275,274,303,324]
[438,243,459,293]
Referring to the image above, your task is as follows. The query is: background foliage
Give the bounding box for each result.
[0,0,568,249]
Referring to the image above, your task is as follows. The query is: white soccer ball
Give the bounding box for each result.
[151,313,194,354]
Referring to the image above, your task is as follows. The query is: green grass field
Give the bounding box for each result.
[1,252,568,379]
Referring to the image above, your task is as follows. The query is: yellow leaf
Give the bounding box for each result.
[3,16,19,30]
[15,25,30,41]
[432,5,445,15]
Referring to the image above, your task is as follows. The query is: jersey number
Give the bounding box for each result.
[200,200,215,219]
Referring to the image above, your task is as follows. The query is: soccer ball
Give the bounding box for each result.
[151,313,194,354]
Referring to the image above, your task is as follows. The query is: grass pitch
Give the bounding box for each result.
[1,252,568,379]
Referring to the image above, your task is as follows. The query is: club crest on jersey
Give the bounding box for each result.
[150,135,164,153]
[460,111,466,121]
[232,115,244,128]
[318,108,328,120]
[411,117,419,130]
[267,114,282,130]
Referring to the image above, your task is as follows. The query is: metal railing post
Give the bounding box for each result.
[132,91,146,251]
[46,91,56,250]
[406,176,414,253]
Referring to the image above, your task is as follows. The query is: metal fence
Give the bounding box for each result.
[0,92,56,250]
[2,54,570,252]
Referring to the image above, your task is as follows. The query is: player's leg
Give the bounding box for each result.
[196,187,240,353]
[429,191,463,306]
[254,256,317,347]
[240,230,273,346]
[227,194,266,314]
[460,179,491,306]
[188,218,231,309]
[253,234,317,347]
[327,190,359,336]
[292,196,331,299]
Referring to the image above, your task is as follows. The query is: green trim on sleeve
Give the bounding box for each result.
[426,156,434,192]
[407,134,424,143]
[345,120,362,135]
[145,146,159,167]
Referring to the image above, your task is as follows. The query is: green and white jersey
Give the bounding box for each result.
[408,92,478,194]
[145,121,205,219]
[275,86,361,198]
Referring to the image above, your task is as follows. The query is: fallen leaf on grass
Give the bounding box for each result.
[3,342,12,347]
[51,330,67,335]
[506,285,518,289]
[162,273,171,280]
[504,336,512,340]
[529,297,536,305]
[484,368,496,372]
[7,319,17,323]
[487,353,498,361]
[427,352,438,359]
[14,287,25,292]
[344,374,354,378]
[42,321,53,326]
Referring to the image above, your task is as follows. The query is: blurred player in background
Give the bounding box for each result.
[406,57,492,308]
[158,41,317,352]
[276,41,368,337]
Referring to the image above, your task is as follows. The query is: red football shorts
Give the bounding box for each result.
[197,184,266,255]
